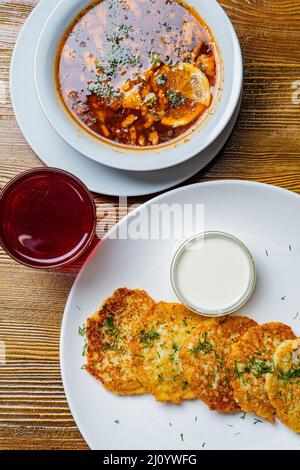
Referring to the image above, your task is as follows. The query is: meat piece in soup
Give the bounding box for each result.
[57,0,220,147]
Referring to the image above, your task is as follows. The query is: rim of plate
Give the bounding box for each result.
[34,0,243,172]
[60,180,300,449]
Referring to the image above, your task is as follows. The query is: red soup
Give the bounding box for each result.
[57,0,220,148]
[0,169,96,268]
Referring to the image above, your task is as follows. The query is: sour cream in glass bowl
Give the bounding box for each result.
[170,232,256,317]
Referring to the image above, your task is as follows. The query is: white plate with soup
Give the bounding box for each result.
[34,0,242,171]
[11,0,241,197]
[61,180,300,450]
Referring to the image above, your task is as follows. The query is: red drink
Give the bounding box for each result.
[0,168,96,268]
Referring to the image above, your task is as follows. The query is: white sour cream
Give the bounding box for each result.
[171,232,256,316]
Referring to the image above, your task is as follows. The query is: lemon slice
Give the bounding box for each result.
[161,102,207,127]
[161,62,211,127]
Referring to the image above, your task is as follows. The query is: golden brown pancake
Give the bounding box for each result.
[131,302,206,403]
[85,288,154,395]
[227,322,296,422]
[180,316,257,412]
[266,338,300,432]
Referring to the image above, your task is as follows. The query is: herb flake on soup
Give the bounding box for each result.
[57,0,220,147]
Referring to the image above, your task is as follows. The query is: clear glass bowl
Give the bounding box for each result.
[170,231,256,317]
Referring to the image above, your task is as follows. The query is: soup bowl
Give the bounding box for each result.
[34,0,242,172]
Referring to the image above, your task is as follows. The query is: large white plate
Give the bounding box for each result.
[61,180,300,450]
[10,0,240,196]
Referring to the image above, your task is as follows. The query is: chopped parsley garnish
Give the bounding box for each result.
[252,359,274,377]
[140,327,160,347]
[149,51,161,66]
[234,353,274,379]
[104,315,121,337]
[127,55,141,67]
[234,361,241,380]
[88,79,120,99]
[182,380,188,389]
[106,24,133,50]
[87,35,141,100]
[82,339,88,357]
[278,367,300,386]
[224,374,230,386]
[217,354,225,372]
[78,324,86,337]
[169,342,179,361]
[104,58,122,76]
[191,332,216,356]
[165,55,173,65]
[166,89,186,108]
[156,74,167,86]
[253,418,263,425]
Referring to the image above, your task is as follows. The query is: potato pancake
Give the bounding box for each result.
[227,322,296,422]
[180,316,257,412]
[265,338,300,432]
[131,302,206,403]
[85,288,154,395]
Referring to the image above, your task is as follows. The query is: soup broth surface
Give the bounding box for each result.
[58,0,219,147]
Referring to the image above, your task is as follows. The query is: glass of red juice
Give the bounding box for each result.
[0,168,96,268]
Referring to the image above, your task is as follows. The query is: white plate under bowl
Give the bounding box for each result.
[61,180,300,450]
[10,0,241,197]
[34,0,242,171]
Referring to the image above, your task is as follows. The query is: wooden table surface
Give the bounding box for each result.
[0,0,300,450]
